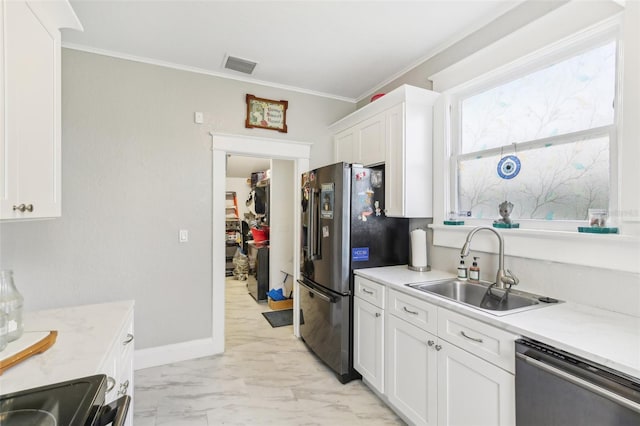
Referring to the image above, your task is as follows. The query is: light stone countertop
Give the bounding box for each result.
[0,300,134,395]
[355,265,640,380]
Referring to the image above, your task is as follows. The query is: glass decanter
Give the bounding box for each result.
[0,270,24,342]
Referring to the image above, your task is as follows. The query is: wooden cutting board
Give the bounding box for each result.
[0,330,57,375]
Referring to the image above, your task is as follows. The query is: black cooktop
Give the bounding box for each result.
[0,374,106,426]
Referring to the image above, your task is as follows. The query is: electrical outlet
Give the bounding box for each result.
[179,229,189,242]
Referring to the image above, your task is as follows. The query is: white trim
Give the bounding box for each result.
[61,43,356,103]
[26,0,83,32]
[430,224,640,274]
[134,338,219,370]
[211,133,310,351]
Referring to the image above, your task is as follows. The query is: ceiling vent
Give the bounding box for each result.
[224,55,257,74]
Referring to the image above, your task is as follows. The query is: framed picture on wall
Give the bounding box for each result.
[245,94,288,133]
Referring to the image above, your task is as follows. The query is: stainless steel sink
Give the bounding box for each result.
[407,279,561,316]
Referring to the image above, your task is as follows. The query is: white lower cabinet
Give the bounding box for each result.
[379,288,515,426]
[354,296,384,393]
[386,313,438,426]
[100,308,135,426]
[353,276,386,393]
[437,339,515,426]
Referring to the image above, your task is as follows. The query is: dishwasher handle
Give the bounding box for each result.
[516,352,640,414]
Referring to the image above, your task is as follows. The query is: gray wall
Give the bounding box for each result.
[0,49,354,349]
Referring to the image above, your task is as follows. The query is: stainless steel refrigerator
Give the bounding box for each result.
[299,162,409,383]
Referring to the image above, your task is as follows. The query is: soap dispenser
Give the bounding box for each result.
[457,256,468,280]
[469,256,480,283]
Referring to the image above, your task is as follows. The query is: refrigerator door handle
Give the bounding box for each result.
[298,280,336,303]
[308,187,315,259]
[309,188,321,260]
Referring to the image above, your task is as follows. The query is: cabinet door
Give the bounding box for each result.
[386,314,437,426]
[334,127,358,164]
[1,0,61,219]
[358,113,385,166]
[437,341,515,426]
[354,296,384,393]
[384,104,405,217]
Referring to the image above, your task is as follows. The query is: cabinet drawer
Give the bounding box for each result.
[388,289,437,334]
[437,308,516,373]
[355,276,385,308]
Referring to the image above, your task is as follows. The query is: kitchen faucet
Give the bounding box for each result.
[461,226,519,290]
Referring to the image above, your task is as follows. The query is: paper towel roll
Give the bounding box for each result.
[410,229,428,268]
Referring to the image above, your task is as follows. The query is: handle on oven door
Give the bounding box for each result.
[516,352,640,414]
[298,280,335,303]
[97,395,131,426]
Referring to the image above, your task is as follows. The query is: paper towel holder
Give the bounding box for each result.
[408,228,431,272]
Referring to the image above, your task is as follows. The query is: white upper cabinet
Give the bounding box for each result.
[329,85,440,218]
[334,127,358,164]
[357,113,386,166]
[0,0,82,220]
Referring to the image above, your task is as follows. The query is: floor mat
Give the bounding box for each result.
[262,309,294,327]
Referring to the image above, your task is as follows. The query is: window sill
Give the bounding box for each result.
[429,224,640,273]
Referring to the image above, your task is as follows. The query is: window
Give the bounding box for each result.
[452,40,617,223]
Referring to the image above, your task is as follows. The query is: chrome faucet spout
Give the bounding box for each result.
[461,226,517,290]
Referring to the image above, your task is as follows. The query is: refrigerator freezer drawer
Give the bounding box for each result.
[298,280,352,382]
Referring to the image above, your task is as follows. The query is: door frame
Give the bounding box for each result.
[211,132,311,353]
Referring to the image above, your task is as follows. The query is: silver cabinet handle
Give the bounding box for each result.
[427,340,435,347]
[375,312,381,317]
[123,333,134,345]
[362,288,374,295]
[460,330,483,343]
[106,376,116,392]
[12,204,34,212]
[403,306,419,315]
[435,344,442,351]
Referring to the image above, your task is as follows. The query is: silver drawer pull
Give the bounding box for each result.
[375,312,381,317]
[123,333,134,345]
[428,340,435,347]
[435,344,442,351]
[460,330,483,343]
[362,288,374,295]
[106,376,116,392]
[403,306,419,315]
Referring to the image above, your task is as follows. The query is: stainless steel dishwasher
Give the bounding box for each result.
[516,338,640,425]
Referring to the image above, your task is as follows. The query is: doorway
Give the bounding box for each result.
[211,133,311,354]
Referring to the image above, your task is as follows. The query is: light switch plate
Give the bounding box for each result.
[194,112,203,124]
[179,229,189,242]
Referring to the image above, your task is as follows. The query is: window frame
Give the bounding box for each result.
[447,29,621,231]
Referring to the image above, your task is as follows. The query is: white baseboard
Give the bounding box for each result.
[134,337,222,370]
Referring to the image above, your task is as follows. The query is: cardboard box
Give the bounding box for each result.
[268,297,293,310]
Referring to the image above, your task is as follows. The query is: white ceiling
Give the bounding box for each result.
[63,0,518,102]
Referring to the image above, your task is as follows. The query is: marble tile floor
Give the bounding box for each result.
[134,276,404,425]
